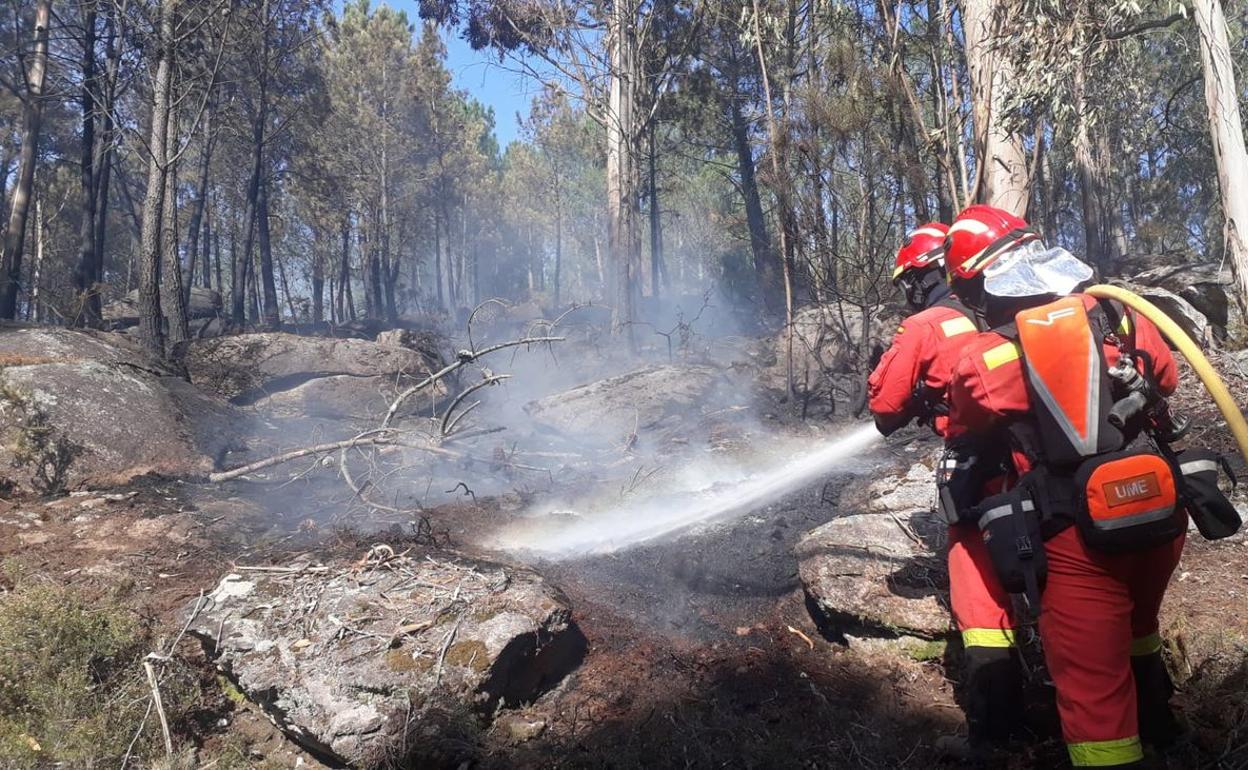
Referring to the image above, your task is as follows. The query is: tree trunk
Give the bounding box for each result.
[91,5,119,305]
[338,216,354,321]
[256,166,280,328]
[162,108,189,344]
[30,196,43,322]
[1073,65,1121,273]
[0,0,53,319]
[136,2,173,356]
[312,239,324,324]
[751,0,795,394]
[729,89,779,309]
[1193,0,1248,313]
[433,213,444,310]
[201,195,213,288]
[185,106,212,302]
[961,0,1030,215]
[74,0,99,327]
[648,120,665,298]
[233,139,261,326]
[211,207,221,292]
[606,0,639,345]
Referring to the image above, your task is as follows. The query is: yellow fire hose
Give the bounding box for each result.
[1086,284,1248,467]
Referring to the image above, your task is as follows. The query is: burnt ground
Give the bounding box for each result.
[2,347,1248,768]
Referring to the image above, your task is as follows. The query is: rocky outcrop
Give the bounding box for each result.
[0,324,241,492]
[1114,283,1212,347]
[179,333,449,418]
[1119,260,1242,345]
[798,459,951,639]
[187,556,584,768]
[524,364,735,443]
[104,286,222,328]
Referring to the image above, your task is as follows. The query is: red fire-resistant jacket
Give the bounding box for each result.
[868,303,977,437]
[946,294,1178,471]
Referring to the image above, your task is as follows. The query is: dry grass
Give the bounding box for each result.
[0,580,198,769]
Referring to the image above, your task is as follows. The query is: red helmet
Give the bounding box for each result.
[891,222,949,283]
[944,205,1041,280]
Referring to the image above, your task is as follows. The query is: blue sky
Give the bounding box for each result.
[388,1,542,148]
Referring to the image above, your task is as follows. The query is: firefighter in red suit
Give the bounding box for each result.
[867,222,1024,752]
[944,204,1185,767]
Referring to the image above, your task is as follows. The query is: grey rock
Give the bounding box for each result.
[798,461,951,639]
[1130,262,1234,335]
[251,374,419,421]
[1112,282,1211,347]
[179,332,448,410]
[104,286,222,326]
[524,364,732,442]
[188,558,583,768]
[0,325,241,492]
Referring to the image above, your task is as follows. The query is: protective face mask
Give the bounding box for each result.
[983,240,1094,298]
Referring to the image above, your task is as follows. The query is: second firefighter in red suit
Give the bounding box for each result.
[867,222,1023,752]
[944,205,1186,768]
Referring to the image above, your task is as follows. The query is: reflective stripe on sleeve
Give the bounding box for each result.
[982,341,1021,370]
[961,628,1016,649]
[1067,736,1143,767]
[940,316,977,337]
[1130,632,1163,657]
[1180,459,1218,476]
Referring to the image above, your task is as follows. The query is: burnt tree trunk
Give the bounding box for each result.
[136,1,173,356]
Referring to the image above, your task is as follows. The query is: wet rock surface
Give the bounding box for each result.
[0,325,242,492]
[797,458,951,639]
[187,555,584,768]
[179,332,449,410]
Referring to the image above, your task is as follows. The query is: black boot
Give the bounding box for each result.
[1131,651,1184,750]
[964,645,1026,744]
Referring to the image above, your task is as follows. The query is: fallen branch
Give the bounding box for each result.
[440,374,511,437]
[209,430,396,482]
[143,657,174,758]
[381,336,564,428]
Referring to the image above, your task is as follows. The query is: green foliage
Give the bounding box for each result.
[0,382,80,497]
[0,582,160,767]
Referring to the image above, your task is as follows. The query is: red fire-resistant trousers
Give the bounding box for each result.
[948,525,1023,741]
[949,524,1015,649]
[1040,526,1186,767]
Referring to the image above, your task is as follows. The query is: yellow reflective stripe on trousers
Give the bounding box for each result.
[1067,736,1143,766]
[961,628,1016,648]
[1130,632,1162,656]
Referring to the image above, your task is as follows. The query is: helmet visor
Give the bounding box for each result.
[982,241,1093,298]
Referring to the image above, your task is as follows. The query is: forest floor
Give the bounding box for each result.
[2,347,1248,769]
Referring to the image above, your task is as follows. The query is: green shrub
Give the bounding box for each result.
[0,582,194,768]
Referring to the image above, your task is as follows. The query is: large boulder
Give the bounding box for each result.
[1128,262,1240,343]
[179,333,449,418]
[786,304,895,378]
[104,286,222,327]
[1113,281,1212,347]
[188,556,583,768]
[798,459,951,639]
[0,324,241,493]
[772,303,898,416]
[524,364,734,442]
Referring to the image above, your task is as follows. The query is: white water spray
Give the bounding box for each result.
[490,423,881,559]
